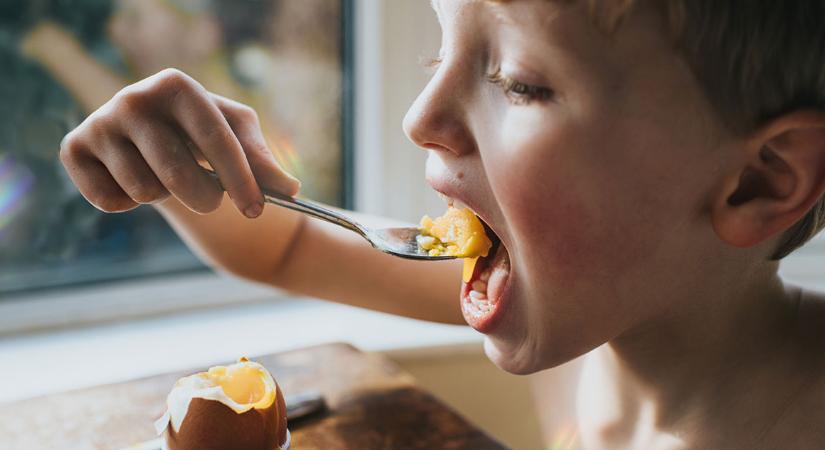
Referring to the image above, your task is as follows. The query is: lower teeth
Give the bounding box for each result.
[468,290,492,314]
[466,266,495,315]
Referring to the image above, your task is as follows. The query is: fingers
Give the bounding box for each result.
[126,120,224,214]
[211,94,302,196]
[95,135,170,205]
[148,70,265,217]
[59,134,138,213]
[60,68,295,219]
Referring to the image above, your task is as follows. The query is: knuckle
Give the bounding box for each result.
[155,68,201,101]
[115,69,196,113]
[236,104,259,123]
[59,130,83,162]
[157,68,189,85]
[84,116,113,140]
[114,87,152,116]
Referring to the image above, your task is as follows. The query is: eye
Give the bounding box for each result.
[487,68,554,105]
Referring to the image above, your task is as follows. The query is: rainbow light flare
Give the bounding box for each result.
[267,134,303,178]
[0,153,36,238]
[548,422,579,450]
[267,132,303,180]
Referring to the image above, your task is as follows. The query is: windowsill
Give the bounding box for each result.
[0,296,481,404]
[0,271,288,336]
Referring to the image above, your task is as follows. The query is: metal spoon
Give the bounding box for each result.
[205,169,454,260]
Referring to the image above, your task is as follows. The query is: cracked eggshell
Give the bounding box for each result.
[155,361,289,450]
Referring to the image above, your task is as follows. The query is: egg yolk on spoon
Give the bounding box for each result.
[418,207,493,282]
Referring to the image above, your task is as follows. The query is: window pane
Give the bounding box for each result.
[0,0,345,296]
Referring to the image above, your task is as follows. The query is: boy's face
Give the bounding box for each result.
[405,0,735,373]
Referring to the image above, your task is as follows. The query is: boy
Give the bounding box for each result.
[59,0,825,447]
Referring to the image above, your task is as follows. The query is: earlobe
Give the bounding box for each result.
[711,110,825,250]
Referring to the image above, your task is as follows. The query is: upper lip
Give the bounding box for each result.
[425,176,504,245]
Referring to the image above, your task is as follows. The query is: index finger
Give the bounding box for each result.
[152,70,264,218]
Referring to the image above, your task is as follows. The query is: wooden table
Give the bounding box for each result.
[0,343,507,450]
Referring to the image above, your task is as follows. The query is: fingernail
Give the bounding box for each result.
[244,202,263,218]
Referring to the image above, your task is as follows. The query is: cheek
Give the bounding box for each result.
[489,114,693,288]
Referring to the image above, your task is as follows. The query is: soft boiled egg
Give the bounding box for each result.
[417,206,493,282]
[154,357,289,450]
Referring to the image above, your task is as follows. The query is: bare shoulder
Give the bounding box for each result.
[763,288,825,447]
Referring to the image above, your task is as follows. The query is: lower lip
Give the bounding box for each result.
[460,258,511,333]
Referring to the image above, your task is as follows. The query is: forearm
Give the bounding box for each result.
[271,217,465,324]
[155,195,305,282]
[155,197,464,325]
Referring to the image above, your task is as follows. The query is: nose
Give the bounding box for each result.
[402,62,476,157]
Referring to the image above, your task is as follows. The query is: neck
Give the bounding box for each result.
[578,262,803,447]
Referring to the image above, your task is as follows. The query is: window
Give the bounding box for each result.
[0,0,351,296]
[781,234,825,291]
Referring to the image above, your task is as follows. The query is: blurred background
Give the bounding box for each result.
[0,0,345,295]
[0,1,823,449]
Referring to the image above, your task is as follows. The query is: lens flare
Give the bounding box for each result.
[267,133,303,181]
[0,154,36,238]
[549,422,578,450]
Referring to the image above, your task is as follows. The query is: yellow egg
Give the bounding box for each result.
[155,357,289,450]
[463,257,479,283]
[419,207,492,283]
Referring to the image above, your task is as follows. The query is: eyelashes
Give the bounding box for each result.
[420,55,554,105]
[486,68,554,104]
[421,56,444,73]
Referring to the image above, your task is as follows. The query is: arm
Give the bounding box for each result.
[61,69,464,325]
[158,198,464,324]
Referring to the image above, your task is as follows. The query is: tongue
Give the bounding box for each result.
[486,243,510,304]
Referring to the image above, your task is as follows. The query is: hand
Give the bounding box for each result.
[60,69,300,218]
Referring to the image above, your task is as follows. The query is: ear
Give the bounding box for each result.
[712,110,825,249]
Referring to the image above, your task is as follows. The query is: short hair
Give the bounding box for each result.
[649,1,825,259]
[497,0,825,259]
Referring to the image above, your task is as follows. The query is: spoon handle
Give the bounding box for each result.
[203,168,366,236]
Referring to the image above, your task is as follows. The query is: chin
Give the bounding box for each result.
[482,336,546,375]
[483,330,594,375]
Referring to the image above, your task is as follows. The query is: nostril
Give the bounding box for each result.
[420,143,451,153]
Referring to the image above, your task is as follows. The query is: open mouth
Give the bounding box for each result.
[426,190,512,332]
[461,219,511,332]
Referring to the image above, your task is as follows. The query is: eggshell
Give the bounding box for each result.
[155,359,289,450]
[163,386,288,450]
